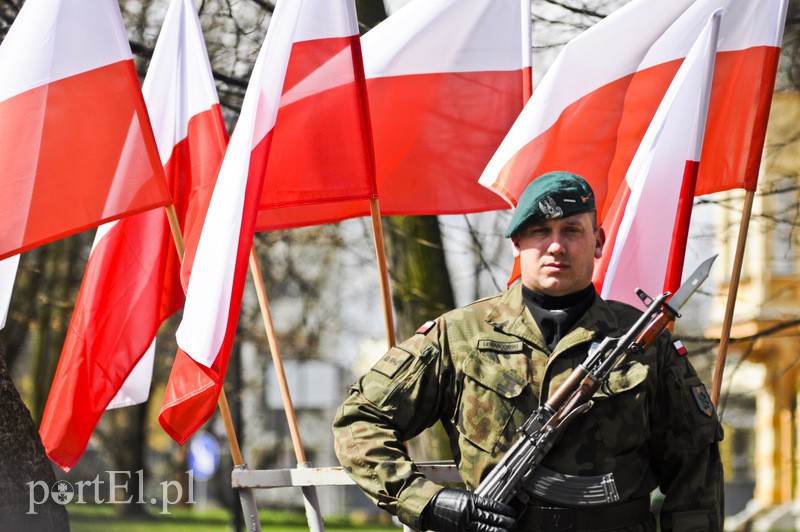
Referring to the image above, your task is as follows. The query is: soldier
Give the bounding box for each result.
[333,171,723,532]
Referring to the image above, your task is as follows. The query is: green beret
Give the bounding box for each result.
[505,171,596,238]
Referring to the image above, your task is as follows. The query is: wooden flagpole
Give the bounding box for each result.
[164,205,262,531]
[246,247,308,464]
[369,198,396,348]
[247,245,325,532]
[710,190,755,407]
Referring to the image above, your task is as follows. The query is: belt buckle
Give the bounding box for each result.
[541,507,577,532]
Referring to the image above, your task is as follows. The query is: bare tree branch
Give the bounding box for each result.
[540,0,609,19]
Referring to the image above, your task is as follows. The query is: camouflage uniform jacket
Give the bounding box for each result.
[333,284,724,531]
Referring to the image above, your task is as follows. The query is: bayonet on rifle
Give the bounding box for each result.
[665,254,716,310]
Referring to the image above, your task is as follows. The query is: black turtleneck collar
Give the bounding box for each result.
[522,283,597,310]
[522,284,597,351]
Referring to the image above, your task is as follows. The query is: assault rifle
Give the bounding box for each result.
[474,255,717,505]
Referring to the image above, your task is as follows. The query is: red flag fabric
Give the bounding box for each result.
[0,0,170,261]
[39,0,226,470]
[254,2,377,231]
[253,0,531,230]
[594,12,720,307]
[160,0,364,444]
[481,0,787,215]
[365,0,530,216]
[486,0,788,287]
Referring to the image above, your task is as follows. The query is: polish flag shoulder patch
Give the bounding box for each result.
[673,339,688,356]
[416,320,436,335]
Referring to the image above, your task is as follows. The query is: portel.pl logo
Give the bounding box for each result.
[27,470,195,515]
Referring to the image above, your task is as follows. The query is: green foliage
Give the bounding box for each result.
[68,505,401,532]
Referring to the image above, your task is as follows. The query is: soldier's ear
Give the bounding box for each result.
[594,227,605,259]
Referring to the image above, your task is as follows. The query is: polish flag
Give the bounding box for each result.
[254,0,531,230]
[161,0,366,444]
[253,0,377,230]
[39,0,227,470]
[595,12,721,307]
[365,0,531,216]
[481,0,788,216]
[0,0,170,261]
[0,256,19,329]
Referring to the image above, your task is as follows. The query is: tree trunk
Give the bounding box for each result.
[356,0,388,32]
[0,340,70,531]
[27,236,89,422]
[385,216,456,339]
[384,216,455,461]
[357,0,456,467]
[1,247,48,370]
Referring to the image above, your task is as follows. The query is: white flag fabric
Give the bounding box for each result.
[164,0,354,444]
[39,0,226,470]
[0,0,169,260]
[162,0,388,444]
[0,256,19,329]
[597,11,721,307]
[108,0,229,409]
[363,0,531,216]
[480,0,788,212]
[254,0,533,229]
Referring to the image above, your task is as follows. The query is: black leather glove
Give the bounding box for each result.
[421,487,517,532]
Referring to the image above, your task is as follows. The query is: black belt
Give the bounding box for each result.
[521,496,652,531]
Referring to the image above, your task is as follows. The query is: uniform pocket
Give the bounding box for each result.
[591,360,650,454]
[594,360,649,399]
[453,354,527,454]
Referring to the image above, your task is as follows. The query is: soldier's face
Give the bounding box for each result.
[512,213,604,296]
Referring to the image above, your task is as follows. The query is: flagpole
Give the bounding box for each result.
[246,246,307,463]
[164,205,263,531]
[710,190,754,407]
[352,27,396,350]
[165,205,185,257]
[369,198,396,348]
[247,246,325,532]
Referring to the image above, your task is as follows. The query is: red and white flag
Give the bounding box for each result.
[253,0,377,231]
[0,0,170,261]
[254,0,532,230]
[39,0,226,470]
[0,256,19,329]
[364,0,531,216]
[160,0,332,444]
[595,11,721,307]
[481,0,788,214]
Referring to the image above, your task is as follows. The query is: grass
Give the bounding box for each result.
[68,504,402,531]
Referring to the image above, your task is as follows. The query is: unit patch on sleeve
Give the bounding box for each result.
[673,339,688,356]
[692,383,714,418]
[371,349,413,379]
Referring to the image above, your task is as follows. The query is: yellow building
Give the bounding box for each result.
[710,92,800,528]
